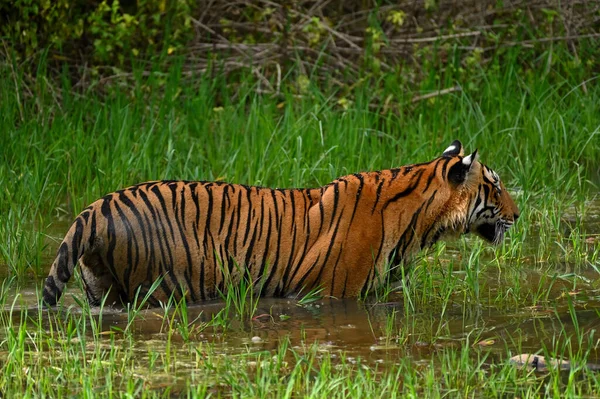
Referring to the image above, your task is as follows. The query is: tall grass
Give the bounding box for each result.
[1,54,598,278]
[0,43,599,397]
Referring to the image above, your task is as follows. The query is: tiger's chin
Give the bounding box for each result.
[475,222,507,245]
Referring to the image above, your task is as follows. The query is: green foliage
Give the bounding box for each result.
[2,0,598,90]
[0,0,195,65]
[0,0,84,55]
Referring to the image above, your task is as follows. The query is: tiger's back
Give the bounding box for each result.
[43,140,520,306]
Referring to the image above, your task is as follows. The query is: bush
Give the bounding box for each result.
[0,0,195,65]
[1,0,598,94]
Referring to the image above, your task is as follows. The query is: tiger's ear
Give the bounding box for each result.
[442,140,464,157]
[447,150,479,185]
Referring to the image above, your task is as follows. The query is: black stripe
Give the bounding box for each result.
[311,209,344,289]
[388,201,427,266]
[329,243,344,295]
[232,189,243,257]
[372,213,386,269]
[470,185,486,221]
[113,199,140,298]
[348,174,364,225]
[271,189,280,232]
[422,159,441,193]
[150,185,176,242]
[56,242,71,282]
[383,169,424,210]
[218,185,230,235]
[89,210,97,247]
[100,197,121,288]
[72,217,84,261]
[263,191,284,294]
[420,191,441,248]
[80,210,90,224]
[257,195,266,243]
[188,183,200,221]
[328,183,340,231]
[188,183,201,242]
[256,207,273,292]
[371,179,385,214]
[242,187,253,246]
[202,183,214,254]
[175,185,197,302]
[119,191,149,262]
[43,275,59,305]
[202,184,218,295]
[179,184,187,229]
[317,188,325,236]
[277,192,302,296]
[441,157,451,180]
[289,190,296,232]
[138,188,174,298]
[293,255,321,293]
[222,189,238,275]
[341,272,349,297]
[244,216,259,272]
[284,191,313,292]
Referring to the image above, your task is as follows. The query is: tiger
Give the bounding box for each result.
[42,140,519,307]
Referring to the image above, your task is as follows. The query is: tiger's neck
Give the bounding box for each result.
[375,165,468,270]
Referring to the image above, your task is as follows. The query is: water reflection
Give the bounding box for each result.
[3,289,600,368]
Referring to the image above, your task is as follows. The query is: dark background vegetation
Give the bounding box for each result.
[2,0,599,96]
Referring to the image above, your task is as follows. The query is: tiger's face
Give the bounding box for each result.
[466,164,519,245]
[441,140,519,245]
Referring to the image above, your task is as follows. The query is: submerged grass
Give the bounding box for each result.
[1,295,599,398]
[1,43,600,397]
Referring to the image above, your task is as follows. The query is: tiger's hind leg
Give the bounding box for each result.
[79,252,123,307]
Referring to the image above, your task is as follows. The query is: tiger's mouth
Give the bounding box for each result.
[476,220,511,245]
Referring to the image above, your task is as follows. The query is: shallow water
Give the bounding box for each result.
[5,273,600,370]
[1,199,600,380]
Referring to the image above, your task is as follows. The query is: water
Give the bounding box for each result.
[1,199,599,384]
[5,277,600,364]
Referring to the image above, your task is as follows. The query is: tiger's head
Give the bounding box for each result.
[440,140,520,245]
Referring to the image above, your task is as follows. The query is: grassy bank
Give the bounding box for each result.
[1,43,600,397]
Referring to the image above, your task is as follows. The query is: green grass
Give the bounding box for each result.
[1,42,600,397]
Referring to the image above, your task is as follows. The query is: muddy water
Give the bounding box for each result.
[2,199,600,374]
[5,275,600,371]
[7,288,600,366]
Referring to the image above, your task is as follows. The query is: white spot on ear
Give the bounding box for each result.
[444,144,456,154]
[462,154,473,165]
[442,140,464,157]
[462,150,479,167]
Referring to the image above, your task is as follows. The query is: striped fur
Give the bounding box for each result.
[42,140,519,306]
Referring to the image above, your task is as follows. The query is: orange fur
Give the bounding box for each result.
[43,141,519,306]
